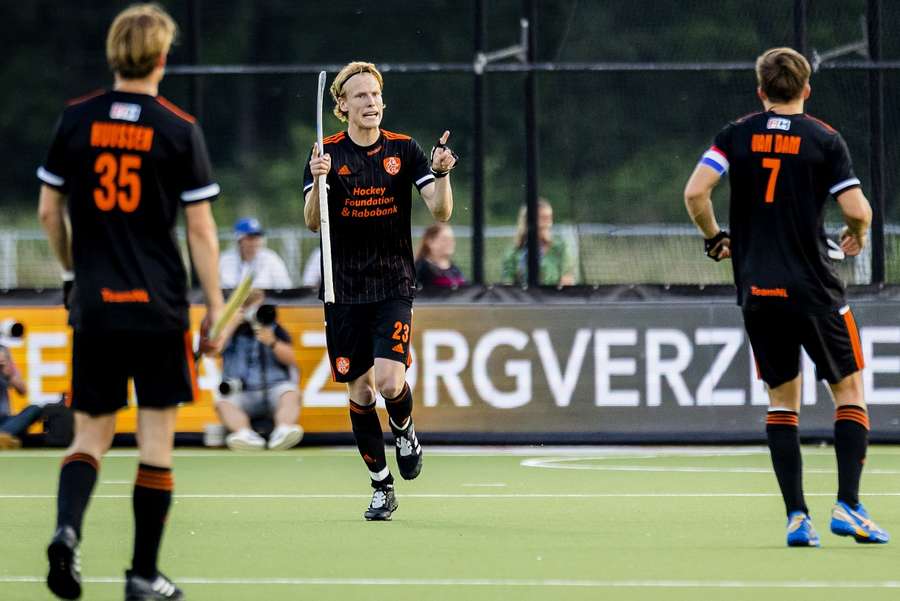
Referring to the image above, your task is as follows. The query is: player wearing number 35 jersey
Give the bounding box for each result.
[685,47,889,548]
[38,4,225,600]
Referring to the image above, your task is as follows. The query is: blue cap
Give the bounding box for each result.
[234,217,264,237]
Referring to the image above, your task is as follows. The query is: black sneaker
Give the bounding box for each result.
[46,525,81,600]
[125,570,185,601]
[364,485,398,521]
[390,418,423,480]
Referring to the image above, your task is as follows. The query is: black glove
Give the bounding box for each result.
[430,140,460,177]
[704,230,730,262]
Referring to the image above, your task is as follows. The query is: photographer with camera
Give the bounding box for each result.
[216,290,303,451]
[0,343,41,450]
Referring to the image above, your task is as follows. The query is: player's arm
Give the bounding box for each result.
[420,131,457,222]
[836,187,872,257]
[37,185,73,273]
[185,201,225,330]
[304,143,330,232]
[685,154,730,261]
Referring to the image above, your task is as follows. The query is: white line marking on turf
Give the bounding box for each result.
[2,576,900,589]
[3,492,900,500]
[462,483,507,487]
[520,457,900,474]
[100,480,131,484]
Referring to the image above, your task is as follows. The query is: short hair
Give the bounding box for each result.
[755,47,811,104]
[106,3,177,79]
[330,61,384,122]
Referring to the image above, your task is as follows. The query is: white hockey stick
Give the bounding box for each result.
[316,70,336,304]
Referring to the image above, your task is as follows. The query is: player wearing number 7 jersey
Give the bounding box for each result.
[684,47,888,548]
[37,4,225,600]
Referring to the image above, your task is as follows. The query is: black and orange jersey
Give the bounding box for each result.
[303,128,434,304]
[38,89,219,332]
[699,110,860,312]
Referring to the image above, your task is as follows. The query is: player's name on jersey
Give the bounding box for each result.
[751,133,801,155]
[90,121,154,152]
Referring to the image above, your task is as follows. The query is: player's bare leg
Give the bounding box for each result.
[216,399,265,451]
[347,369,397,520]
[827,372,889,543]
[765,375,818,546]
[268,389,304,450]
[125,407,184,600]
[375,357,422,480]
[47,412,116,599]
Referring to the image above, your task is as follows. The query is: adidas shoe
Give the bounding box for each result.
[786,511,820,547]
[125,570,184,601]
[267,425,304,450]
[830,501,890,544]
[390,418,422,480]
[364,485,398,521]
[225,428,265,451]
[46,525,81,600]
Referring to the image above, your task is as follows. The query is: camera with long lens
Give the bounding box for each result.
[218,378,244,397]
[244,303,276,327]
[0,319,25,339]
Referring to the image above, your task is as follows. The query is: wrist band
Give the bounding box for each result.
[431,168,449,178]
[62,270,75,282]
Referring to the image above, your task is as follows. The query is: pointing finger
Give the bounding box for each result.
[439,130,450,145]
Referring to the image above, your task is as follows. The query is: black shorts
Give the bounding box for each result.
[743,305,864,388]
[324,298,413,383]
[71,330,197,416]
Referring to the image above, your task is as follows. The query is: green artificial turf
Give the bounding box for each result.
[1,446,899,601]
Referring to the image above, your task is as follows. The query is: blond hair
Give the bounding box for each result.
[514,199,553,249]
[330,61,384,122]
[106,3,177,79]
[755,47,811,104]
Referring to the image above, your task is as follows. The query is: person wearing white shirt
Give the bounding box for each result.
[219,217,293,289]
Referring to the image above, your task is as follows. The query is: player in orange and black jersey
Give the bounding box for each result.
[685,47,889,547]
[303,61,457,521]
[37,5,224,600]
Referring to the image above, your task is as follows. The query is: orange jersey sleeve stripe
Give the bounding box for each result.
[155,96,197,123]
[66,89,106,107]
[381,129,411,140]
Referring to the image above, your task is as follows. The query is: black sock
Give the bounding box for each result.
[132,463,173,579]
[834,405,869,508]
[57,453,99,539]
[384,383,413,433]
[349,399,393,488]
[765,410,808,516]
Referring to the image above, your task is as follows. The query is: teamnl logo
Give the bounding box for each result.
[766,117,791,131]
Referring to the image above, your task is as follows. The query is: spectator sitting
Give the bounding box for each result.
[219,217,293,290]
[216,290,303,451]
[415,223,466,290]
[0,344,41,450]
[301,246,322,288]
[501,198,575,286]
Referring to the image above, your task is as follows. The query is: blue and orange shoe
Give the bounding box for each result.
[830,501,890,544]
[786,511,820,547]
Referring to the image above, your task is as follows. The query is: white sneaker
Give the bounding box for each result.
[267,425,304,450]
[225,428,265,451]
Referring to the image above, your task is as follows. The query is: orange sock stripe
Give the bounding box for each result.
[842,309,865,370]
[62,452,99,471]
[766,413,799,426]
[349,400,375,414]
[136,470,174,492]
[836,406,870,430]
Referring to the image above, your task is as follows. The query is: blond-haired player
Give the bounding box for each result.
[39,4,224,599]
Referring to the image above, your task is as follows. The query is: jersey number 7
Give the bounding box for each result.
[761,157,781,204]
[94,152,142,213]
